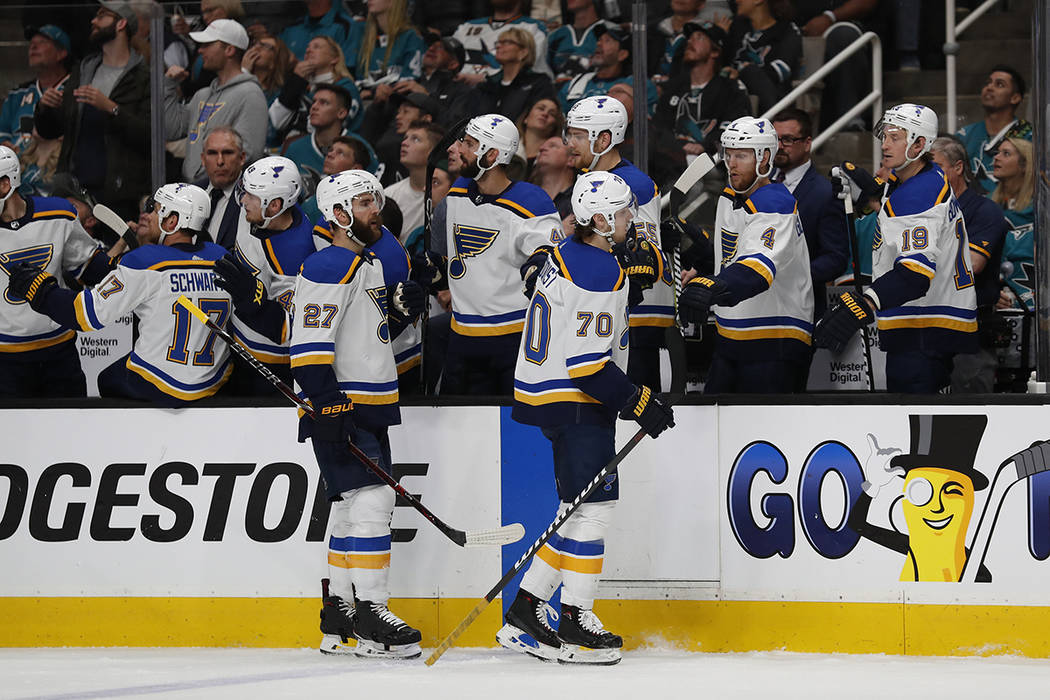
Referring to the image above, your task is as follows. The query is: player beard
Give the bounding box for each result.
[351,215,382,245]
[459,158,481,180]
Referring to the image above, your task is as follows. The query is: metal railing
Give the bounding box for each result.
[944,0,1006,130]
[761,31,883,169]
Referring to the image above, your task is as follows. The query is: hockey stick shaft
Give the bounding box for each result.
[425,426,649,666]
[842,195,875,392]
[175,295,523,549]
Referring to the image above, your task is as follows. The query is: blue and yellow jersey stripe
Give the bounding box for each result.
[715,314,814,344]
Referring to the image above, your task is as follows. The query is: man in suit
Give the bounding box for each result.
[771,108,848,317]
[196,126,247,250]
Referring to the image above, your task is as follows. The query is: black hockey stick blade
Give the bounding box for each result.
[175,296,525,549]
[425,426,649,666]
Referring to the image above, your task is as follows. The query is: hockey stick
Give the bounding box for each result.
[960,441,1050,583]
[419,116,471,394]
[175,295,525,548]
[837,174,876,392]
[425,426,650,666]
[92,203,141,252]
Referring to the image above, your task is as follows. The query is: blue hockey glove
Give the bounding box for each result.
[7,263,57,313]
[620,385,675,438]
[312,395,356,443]
[678,275,730,324]
[813,291,875,354]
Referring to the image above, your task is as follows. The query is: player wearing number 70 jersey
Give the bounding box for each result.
[814,104,978,393]
[504,172,674,666]
[7,183,233,405]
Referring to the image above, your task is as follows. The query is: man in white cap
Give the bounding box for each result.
[164,18,268,180]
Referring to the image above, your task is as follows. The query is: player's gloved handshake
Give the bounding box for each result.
[213,253,265,312]
[312,393,356,443]
[520,246,552,299]
[619,385,675,438]
[812,290,875,354]
[389,280,425,321]
[7,263,57,313]
[678,275,731,324]
[411,250,448,292]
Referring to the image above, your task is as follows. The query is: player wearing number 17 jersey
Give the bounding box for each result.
[503,172,674,666]
[814,104,977,393]
[8,183,233,405]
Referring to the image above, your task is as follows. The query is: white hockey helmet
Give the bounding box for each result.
[565,95,628,169]
[571,171,636,245]
[239,155,302,229]
[0,145,21,206]
[464,114,519,179]
[153,183,210,243]
[874,103,939,166]
[720,116,778,189]
[315,170,385,244]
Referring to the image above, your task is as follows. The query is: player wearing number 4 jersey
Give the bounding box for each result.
[291,171,423,660]
[9,183,233,405]
[815,104,978,393]
[679,116,813,393]
[504,172,675,666]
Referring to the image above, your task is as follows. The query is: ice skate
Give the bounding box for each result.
[557,604,622,665]
[318,592,357,656]
[496,588,561,661]
[353,600,422,659]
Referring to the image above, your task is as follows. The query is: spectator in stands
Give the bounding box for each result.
[268,36,363,144]
[547,0,616,85]
[35,1,151,219]
[282,84,354,178]
[16,129,62,198]
[241,34,294,149]
[164,19,268,181]
[368,92,440,186]
[956,65,1032,194]
[793,1,880,131]
[357,0,425,93]
[529,135,575,223]
[650,0,722,82]
[516,97,564,174]
[0,25,70,152]
[476,29,556,124]
[453,0,552,85]
[178,0,247,100]
[718,0,801,115]
[384,121,445,254]
[930,136,1008,394]
[558,25,658,116]
[300,134,373,222]
[280,0,363,63]
[991,130,1036,313]
[49,172,109,247]
[653,22,749,168]
[196,126,247,250]
[771,108,848,317]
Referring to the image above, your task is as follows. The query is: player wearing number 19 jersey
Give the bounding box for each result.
[503,172,674,666]
[8,183,232,406]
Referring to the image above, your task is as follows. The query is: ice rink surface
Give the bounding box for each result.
[3,648,1050,700]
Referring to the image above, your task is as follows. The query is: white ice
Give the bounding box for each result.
[3,648,1050,700]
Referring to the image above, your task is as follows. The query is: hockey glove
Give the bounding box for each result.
[620,385,675,438]
[312,395,356,443]
[213,253,265,312]
[617,237,658,290]
[390,280,425,321]
[813,291,875,355]
[521,246,552,299]
[833,162,883,215]
[411,250,448,292]
[7,263,58,313]
[678,275,730,324]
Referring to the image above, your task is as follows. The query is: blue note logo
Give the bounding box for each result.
[449,224,500,279]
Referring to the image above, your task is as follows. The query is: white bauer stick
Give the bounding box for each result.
[175,295,525,549]
[960,440,1050,583]
[92,203,142,252]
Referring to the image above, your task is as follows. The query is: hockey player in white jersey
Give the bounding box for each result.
[563,96,669,388]
[9,183,233,405]
[501,172,675,665]
[814,104,977,393]
[292,172,422,659]
[678,116,814,393]
[437,113,562,395]
[0,146,116,397]
[211,155,318,396]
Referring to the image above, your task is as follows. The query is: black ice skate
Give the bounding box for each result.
[496,588,561,661]
[557,604,622,665]
[353,599,422,659]
[318,579,357,656]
